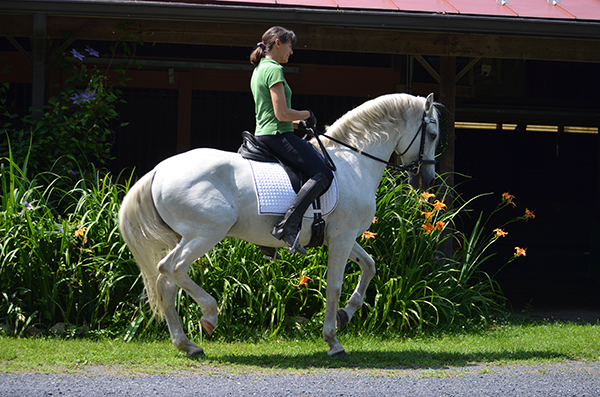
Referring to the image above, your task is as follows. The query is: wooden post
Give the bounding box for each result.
[439,56,456,188]
[176,71,192,153]
[31,13,47,119]
[439,56,456,258]
[592,125,600,281]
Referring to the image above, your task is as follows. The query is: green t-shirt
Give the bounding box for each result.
[250,58,293,136]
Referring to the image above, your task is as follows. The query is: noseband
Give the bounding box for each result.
[314,111,437,174]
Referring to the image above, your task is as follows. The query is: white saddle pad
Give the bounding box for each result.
[248,160,338,219]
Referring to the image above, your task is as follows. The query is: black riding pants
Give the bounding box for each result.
[256,132,334,190]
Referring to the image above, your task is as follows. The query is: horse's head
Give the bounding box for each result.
[396,93,440,190]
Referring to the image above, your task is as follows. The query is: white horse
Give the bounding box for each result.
[118,93,440,357]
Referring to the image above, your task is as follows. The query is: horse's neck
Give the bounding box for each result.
[335,125,401,193]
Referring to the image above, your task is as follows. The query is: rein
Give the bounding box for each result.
[311,111,436,175]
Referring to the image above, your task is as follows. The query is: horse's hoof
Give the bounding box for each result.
[336,309,349,331]
[330,349,348,358]
[186,347,205,358]
[200,318,215,337]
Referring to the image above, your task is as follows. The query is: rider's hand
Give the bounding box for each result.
[305,109,317,129]
[298,110,317,132]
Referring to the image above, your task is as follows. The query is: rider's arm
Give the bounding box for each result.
[270,82,310,122]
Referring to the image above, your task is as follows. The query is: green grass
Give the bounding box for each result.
[2,319,599,376]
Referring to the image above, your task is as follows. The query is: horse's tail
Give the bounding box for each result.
[118,170,180,320]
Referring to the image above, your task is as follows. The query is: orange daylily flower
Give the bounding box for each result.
[297,272,312,287]
[421,192,436,201]
[435,221,445,230]
[514,247,527,257]
[494,228,508,238]
[74,226,88,238]
[372,216,378,224]
[419,191,436,204]
[502,192,515,201]
[361,231,377,240]
[74,227,88,243]
[524,208,535,220]
[421,211,434,219]
[422,223,434,234]
[432,200,447,212]
[502,192,516,208]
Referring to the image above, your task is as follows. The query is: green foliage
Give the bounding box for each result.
[0,46,127,180]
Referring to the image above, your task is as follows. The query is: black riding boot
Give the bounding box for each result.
[271,172,330,255]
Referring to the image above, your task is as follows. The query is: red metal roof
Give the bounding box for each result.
[214,0,600,21]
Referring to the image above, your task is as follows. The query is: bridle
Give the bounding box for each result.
[312,111,437,175]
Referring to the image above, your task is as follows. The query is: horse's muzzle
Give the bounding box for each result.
[408,168,436,190]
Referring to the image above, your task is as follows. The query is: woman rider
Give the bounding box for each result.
[250,26,334,255]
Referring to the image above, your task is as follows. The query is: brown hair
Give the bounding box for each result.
[250,26,297,66]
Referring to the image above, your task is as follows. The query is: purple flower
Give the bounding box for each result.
[71,48,85,61]
[69,93,82,104]
[81,90,97,102]
[85,46,100,57]
[69,90,96,105]
[24,201,34,210]
[69,169,76,176]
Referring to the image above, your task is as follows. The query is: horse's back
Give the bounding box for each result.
[150,148,255,235]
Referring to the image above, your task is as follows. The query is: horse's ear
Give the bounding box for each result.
[425,93,434,112]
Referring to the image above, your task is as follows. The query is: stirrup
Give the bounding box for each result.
[282,231,306,255]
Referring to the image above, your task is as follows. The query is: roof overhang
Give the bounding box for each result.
[2,0,600,41]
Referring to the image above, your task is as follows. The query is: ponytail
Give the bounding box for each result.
[250,43,266,66]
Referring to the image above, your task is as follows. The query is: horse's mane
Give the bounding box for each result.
[324,93,425,150]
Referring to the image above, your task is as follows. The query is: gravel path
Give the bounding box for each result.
[2,361,599,396]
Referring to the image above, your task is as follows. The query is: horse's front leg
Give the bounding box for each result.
[336,242,376,331]
[322,239,354,356]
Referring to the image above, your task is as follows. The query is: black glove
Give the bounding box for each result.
[298,109,317,131]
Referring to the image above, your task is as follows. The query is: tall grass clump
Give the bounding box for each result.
[0,150,139,337]
[349,171,532,334]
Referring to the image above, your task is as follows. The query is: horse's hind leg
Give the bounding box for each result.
[157,274,205,357]
[158,235,223,356]
[337,242,376,330]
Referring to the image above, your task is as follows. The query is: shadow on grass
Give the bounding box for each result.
[207,349,571,370]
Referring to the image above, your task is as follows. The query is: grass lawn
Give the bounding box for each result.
[1,319,599,376]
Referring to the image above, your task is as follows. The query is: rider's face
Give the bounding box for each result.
[272,39,294,64]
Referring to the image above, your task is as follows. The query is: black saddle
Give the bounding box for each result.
[237,131,305,192]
